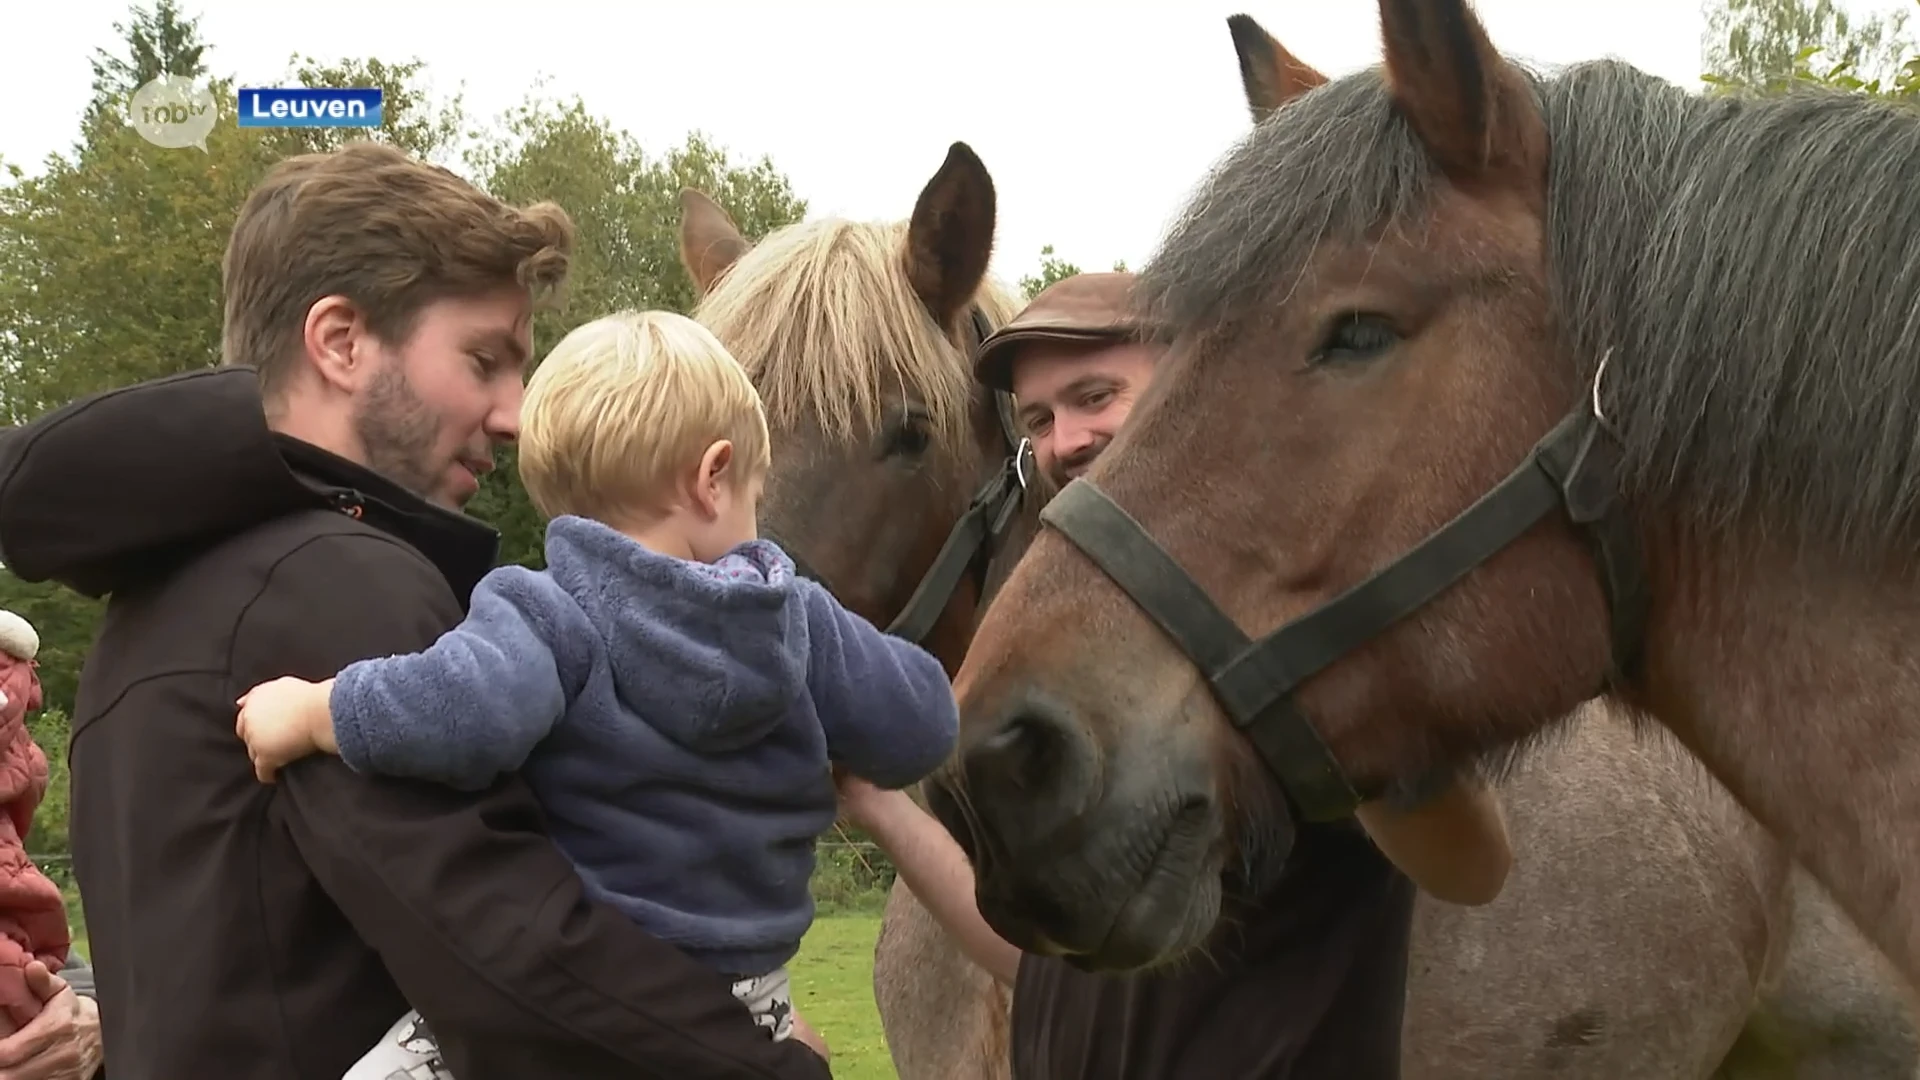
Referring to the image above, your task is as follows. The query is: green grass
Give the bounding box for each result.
[791,914,893,1079]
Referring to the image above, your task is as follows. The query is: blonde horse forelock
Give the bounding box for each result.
[691,216,1020,455]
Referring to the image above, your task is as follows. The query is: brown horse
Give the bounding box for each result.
[939,0,1920,1035]
[1224,21,1920,1075]
[678,82,1918,1078]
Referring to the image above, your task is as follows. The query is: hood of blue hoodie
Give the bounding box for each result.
[540,515,810,754]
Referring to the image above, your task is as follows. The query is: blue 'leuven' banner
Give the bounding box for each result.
[236,88,384,128]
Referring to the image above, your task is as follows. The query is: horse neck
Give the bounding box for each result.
[1639,535,1920,991]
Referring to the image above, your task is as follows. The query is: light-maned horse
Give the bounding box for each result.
[678,85,1918,1079]
[940,0,1920,1073]
[680,143,1031,1077]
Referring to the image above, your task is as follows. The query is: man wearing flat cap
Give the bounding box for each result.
[972,271,1160,490]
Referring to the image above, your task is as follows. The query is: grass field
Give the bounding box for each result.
[791,914,894,1079]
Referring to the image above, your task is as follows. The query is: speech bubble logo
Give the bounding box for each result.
[127,75,218,152]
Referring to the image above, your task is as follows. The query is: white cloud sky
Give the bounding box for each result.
[0,1,1891,283]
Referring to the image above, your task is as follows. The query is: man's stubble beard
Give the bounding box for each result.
[352,363,449,506]
[1047,434,1111,490]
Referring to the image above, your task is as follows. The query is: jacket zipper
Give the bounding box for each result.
[329,490,366,521]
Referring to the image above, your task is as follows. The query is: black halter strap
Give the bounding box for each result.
[1040,366,1647,822]
[779,306,1033,645]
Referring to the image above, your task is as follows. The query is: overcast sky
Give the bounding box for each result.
[0,1,1878,282]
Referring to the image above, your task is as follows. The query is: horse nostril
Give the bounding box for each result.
[961,698,1096,837]
[977,713,1065,790]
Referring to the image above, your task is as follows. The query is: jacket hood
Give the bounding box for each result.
[542,516,809,754]
[0,367,498,602]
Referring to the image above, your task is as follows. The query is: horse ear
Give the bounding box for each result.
[905,141,997,328]
[1377,0,1546,192]
[1227,14,1327,124]
[679,188,751,298]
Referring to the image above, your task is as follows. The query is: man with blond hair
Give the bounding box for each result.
[0,145,832,1079]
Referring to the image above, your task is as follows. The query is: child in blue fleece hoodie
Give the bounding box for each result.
[234,309,958,1078]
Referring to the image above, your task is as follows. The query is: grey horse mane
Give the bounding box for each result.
[1138,58,1920,564]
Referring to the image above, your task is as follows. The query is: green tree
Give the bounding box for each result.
[464,96,809,569]
[0,52,465,424]
[1702,0,1920,97]
[1018,243,1128,301]
[87,0,210,126]
[25,708,70,859]
[261,56,466,165]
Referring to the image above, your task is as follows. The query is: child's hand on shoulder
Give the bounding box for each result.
[235,676,338,784]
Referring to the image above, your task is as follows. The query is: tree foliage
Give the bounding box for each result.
[463,96,807,569]
[1702,0,1920,98]
[24,709,69,859]
[86,0,208,128]
[267,56,467,164]
[0,55,465,426]
[1018,243,1128,301]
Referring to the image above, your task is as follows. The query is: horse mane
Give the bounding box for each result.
[1140,58,1920,562]
[691,215,1022,454]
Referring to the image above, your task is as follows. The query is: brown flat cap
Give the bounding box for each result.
[975,271,1141,392]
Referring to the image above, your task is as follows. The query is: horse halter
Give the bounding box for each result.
[777,307,1033,645]
[1038,352,1649,823]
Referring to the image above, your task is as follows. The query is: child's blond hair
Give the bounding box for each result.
[519,309,772,524]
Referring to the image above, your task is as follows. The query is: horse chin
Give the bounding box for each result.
[976,799,1229,974]
[1068,859,1226,975]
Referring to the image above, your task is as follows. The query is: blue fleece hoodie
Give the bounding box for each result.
[327,514,959,976]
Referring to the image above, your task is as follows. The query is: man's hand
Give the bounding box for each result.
[235,675,337,782]
[0,963,102,1080]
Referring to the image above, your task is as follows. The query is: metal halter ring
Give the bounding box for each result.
[1591,348,1614,428]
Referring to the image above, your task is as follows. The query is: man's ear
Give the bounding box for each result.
[301,294,374,393]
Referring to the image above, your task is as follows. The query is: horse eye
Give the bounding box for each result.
[1312,313,1400,365]
[884,417,933,459]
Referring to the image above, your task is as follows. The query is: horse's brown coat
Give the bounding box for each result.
[1089,2,1920,1004]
